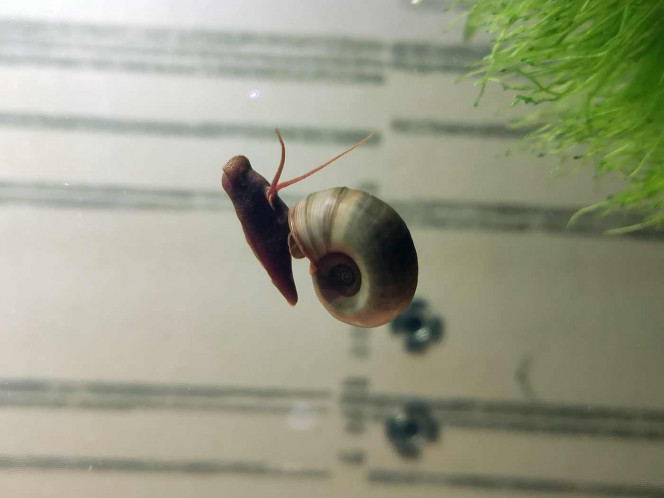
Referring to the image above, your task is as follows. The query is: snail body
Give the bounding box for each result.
[222,130,418,328]
[288,187,418,328]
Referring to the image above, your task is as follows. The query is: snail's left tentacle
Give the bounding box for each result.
[266,128,286,208]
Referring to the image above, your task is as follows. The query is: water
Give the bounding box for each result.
[1,1,663,497]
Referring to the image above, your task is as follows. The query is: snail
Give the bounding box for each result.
[221,130,418,328]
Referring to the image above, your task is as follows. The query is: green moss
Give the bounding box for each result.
[459,0,664,232]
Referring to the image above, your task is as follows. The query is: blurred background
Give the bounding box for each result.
[0,1,663,497]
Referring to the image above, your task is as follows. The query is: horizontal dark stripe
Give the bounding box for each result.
[0,378,328,413]
[391,43,489,74]
[0,455,329,478]
[0,53,384,84]
[0,378,327,398]
[0,398,325,415]
[441,415,664,440]
[0,181,228,211]
[0,112,378,144]
[1,181,661,240]
[368,470,664,497]
[388,199,663,240]
[0,38,385,68]
[0,18,384,84]
[342,391,664,440]
[0,18,485,81]
[392,118,528,138]
[344,393,664,423]
[0,110,531,143]
[365,410,664,440]
[0,19,383,53]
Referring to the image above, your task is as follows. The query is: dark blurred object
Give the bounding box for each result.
[385,399,439,458]
[342,377,369,434]
[338,448,366,466]
[390,297,444,353]
[349,327,370,358]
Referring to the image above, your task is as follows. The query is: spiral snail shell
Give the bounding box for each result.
[288,188,418,328]
[221,130,418,328]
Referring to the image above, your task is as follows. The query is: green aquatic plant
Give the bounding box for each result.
[460,0,664,233]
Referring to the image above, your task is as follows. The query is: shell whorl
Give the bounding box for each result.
[287,187,418,328]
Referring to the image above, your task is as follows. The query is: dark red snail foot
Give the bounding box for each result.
[222,155,298,306]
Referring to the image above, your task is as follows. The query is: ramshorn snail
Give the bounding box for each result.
[221,130,418,328]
